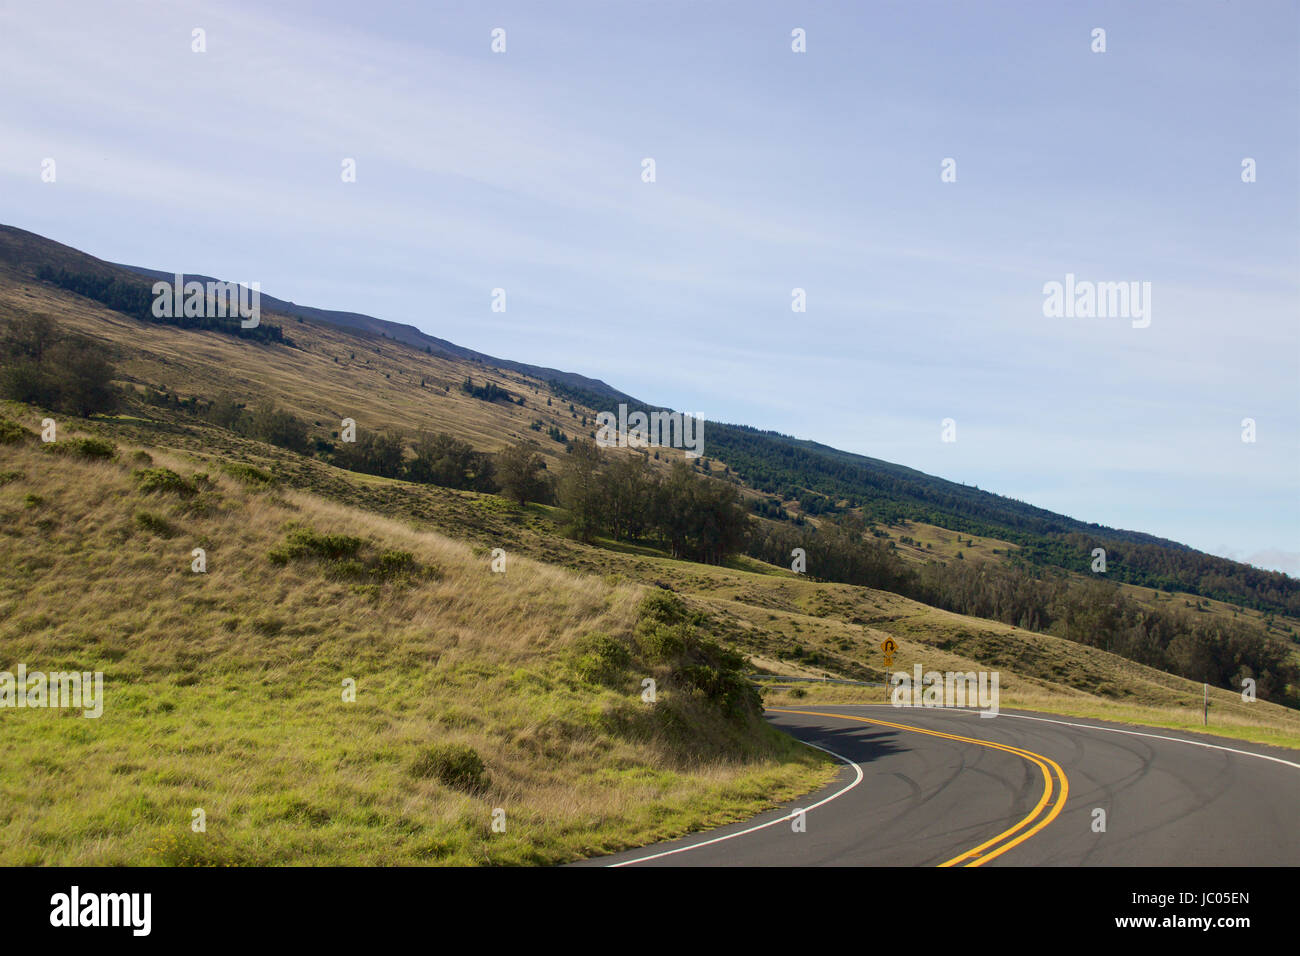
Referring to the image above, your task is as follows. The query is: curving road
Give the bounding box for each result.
[580,705,1300,866]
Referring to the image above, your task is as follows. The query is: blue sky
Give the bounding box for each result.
[2,0,1297,572]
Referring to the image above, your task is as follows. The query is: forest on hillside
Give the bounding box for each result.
[748,516,1298,707]
[35,265,287,344]
[545,381,1299,618]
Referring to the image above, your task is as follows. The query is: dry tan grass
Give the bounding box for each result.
[0,434,831,865]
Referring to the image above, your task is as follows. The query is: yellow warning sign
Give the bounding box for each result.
[881,638,897,668]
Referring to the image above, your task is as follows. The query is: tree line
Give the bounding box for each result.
[542,380,1298,618]
[35,265,287,344]
[330,427,499,492]
[749,514,1297,705]
[0,315,117,416]
[555,442,750,564]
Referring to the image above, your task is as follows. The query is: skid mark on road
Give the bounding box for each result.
[769,708,1069,867]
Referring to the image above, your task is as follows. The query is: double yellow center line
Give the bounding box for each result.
[768,708,1069,867]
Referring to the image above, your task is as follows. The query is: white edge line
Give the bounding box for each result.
[606,739,864,867]
[838,704,1300,771]
[988,710,1300,770]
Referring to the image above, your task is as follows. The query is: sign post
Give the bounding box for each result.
[881,639,897,703]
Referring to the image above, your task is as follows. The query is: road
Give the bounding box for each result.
[579,705,1300,866]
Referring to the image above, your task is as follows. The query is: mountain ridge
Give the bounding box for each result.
[2,222,1294,610]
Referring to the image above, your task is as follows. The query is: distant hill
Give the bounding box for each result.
[112,262,634,403]
[0,224,630,402]
[3,221,1296,615]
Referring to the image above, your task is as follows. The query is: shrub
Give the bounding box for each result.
[135,511,177,538]
[638,590,691,627]
[134,467,197,497]
[571,632,633,686]
[634,591,700,661]
[635,621,690,662]
[372,549,418,578]
[409,743,490,793]
[0,418,30,445]
[674,644,762,718]
[267,527,435,584]
[223,462,275,486]
[268,527,363,564]
[66,436,117,460]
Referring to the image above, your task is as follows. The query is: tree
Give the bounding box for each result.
[603,452,656,541]
[652,460,749,563]
[248,401,310,452]
[556,440,605,541]
[407,431,494,490]
[336,429,405,478]
[206,394,246,430]
[0,315,116,416]
[495,440,548,505]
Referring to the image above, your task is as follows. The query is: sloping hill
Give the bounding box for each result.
[113,260,634,403]
[1,223,1296,694]
[0,224,630,400]
[0,424,830,864]
[3,221,1294,619]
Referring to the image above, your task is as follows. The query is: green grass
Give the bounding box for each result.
[0,434,834,865]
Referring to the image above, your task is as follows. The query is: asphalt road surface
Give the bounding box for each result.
[579,705,1300,866]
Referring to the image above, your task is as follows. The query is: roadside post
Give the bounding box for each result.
[881,639,897,703]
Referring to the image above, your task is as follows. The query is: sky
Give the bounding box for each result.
[2,0,1297,573]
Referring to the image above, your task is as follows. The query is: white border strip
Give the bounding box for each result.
[607,740,864,867]
[987,710,1300,771]
[848,703,1300,772]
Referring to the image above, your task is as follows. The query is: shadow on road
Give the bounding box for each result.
[767,715,907,767]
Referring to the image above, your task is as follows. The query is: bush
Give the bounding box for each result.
[135,511,177,538]
[636,621,690,662]
[268,527,363,563]
[632,590,761,719]
[223,462,275,486]
[638,590,690,627]
[571,632,633,686]
[372,549,418,578]
[134,467,197,497]
[409,744,490,793]
[0,418,32,444]
[65,436,117,460]
[673,640,762,718]
[268,527,435,584]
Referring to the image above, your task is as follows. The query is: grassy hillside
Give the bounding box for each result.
[874,519,1300,646]
[0,425,831,865]
[5,221,1296,621]
[2,397,1298,869]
